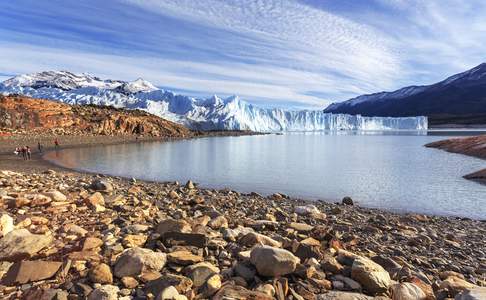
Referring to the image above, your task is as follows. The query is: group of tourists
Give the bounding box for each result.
[14,146,32,160]
[14,138,60,160]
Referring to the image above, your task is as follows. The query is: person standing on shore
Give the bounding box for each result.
[21,146,27,160]
[26,146,31,160]
[38,142,43,153]
[54,138,60,149]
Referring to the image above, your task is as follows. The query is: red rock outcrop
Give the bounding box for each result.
[0,95,192,138]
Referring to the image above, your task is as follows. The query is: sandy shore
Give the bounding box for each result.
[0,133,484,299]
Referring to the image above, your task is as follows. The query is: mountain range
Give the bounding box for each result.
[325,63,486,125]
[0,71,427,132]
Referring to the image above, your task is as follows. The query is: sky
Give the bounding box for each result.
[1,0,486,109]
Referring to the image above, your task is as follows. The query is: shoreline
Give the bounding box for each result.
[1,132,484,220]
[425,134,486,185]
[0,133,484,299]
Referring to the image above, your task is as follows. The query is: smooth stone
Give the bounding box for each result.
[89,263,113,284]
[455,286,486,300]
[42,190,67,201]
[184,262,220,288]
[167,250,203,266]
[90,179,114,192]
[391,282,427,300]
[351,256,391,295]
[157,219,192,235]
[212,284,272,300]
[250,245,300,277]
[317,291,373,300]
[238,232,282,248]
[0,214,14,237]
[0,229,53,261]
[88,284,119,300]
[114,247,167,278]
[2,260,62,285]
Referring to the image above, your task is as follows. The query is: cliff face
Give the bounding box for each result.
[0,95,192,138]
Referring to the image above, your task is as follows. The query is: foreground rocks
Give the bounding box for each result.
[0,169,484,299]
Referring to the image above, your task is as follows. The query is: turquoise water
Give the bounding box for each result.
[45,132,486,219]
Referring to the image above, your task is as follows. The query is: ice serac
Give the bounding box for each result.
[0,71,428,132]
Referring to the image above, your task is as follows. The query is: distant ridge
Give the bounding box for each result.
[324,63,486,125]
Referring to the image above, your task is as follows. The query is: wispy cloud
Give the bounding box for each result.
[0,0,485,108]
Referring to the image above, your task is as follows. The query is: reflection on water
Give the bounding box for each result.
[45,131,486,219]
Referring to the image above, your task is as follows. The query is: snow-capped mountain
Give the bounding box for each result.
[0,71,427,131]
[324,63,486,118]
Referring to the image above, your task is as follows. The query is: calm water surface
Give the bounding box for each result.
[45,132,486,219]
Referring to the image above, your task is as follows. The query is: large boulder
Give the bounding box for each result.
[238,232,282,248]
[391,282,427,300]
[2,260,62,285]
[455,287,486,300]
[90,179,114,193]
[184,262,220,288]
[249,246,300,277]
[157,219,192,235]
[0,214,14,237]
[317,291,373,300]
[0,229,53,261]
[351,256,391,295]
[114,247,166,278]
[88,285,119,300]
[440,276,476,297]
[212,284,272,300]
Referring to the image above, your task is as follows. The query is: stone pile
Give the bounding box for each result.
[0,169,484,299]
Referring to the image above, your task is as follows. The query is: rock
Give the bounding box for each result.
[121,276,139,288]
[290,222,314,232]
[156,219,192,235]
[439,276,476,297]
[0,214,14,237]
[146,273,193,296]
[64,224,88,236]
[250,245,300,277]
[351,256,391,295]
[203,274,222,296]
[42,190,67,201]
[2,260,62,285]
[114,247,167,278]
[185,180,195,189]
[86,192,105,207]
[322,255,344,274]
[213,284,273,300]
[156,285,186,300]
[167,250,203,265]
[455,286,486,300]
[89,263,113,284]
[294,242,323,261]
[208,216,229,229]
[169,190,180,199]
[83,237,104,251]
[256,284,276,297]
[391,282,427,300]
[239,232,282,248]
[342,197,354,205]
[184,261,220,288]
[90,179,114,193]
[122,234,147,248]
[317,291,373,300]
[295,205,320,216]
[0,229,53,261]
[161,232,208,248]
[88,284,119,300]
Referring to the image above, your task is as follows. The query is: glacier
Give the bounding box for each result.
[0,71,428,132]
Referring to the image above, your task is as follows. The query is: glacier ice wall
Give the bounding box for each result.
[0,73,428,132]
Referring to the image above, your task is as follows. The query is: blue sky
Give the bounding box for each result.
[1,0,486,108]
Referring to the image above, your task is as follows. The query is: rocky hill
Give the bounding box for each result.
[0,95,192,138]
[325,63,486,125]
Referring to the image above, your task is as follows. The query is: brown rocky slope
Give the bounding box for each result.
[0,94,192,138]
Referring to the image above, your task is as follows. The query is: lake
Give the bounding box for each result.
[44,131,486,219]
